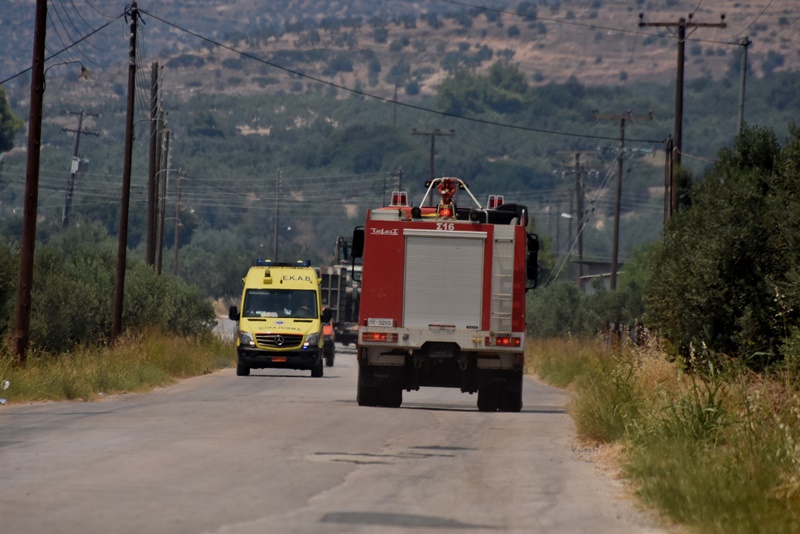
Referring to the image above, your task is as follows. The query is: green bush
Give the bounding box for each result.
[646,126,800,364]
[0,223,215,354]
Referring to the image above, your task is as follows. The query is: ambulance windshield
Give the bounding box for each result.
[243,289,318,318]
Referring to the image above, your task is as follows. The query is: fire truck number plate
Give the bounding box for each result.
[367,318,393,327]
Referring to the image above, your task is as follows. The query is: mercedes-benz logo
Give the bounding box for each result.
[274,335,285,346]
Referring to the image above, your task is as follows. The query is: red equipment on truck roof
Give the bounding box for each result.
[350,177,539,411]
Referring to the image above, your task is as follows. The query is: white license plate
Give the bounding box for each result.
[367,318,393,327]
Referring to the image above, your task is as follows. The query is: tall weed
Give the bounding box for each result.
[0,330,234,404]
[526,337,800,533]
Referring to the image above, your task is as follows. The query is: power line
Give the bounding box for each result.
[0,12,125,85]
[135,8,664,145]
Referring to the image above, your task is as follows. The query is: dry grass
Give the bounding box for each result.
[0,329,235,404]
[526,336,800,533]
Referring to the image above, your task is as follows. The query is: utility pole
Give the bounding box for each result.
[393,84,398,128]
[737,36,751,135]
[639,12,725,211]
[173,169,184,276]
[111,1,139,342]
[61,109,99,227]
[146,62,159,266]
[556,151,599,290]
[555,199,561,255]
[14,0,48,365]
[156,129,170,275]
[273,169,281,262]
[593,110,653,290]
[664,136,673,223]
[412,128,454,182]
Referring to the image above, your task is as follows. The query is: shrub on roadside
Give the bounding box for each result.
[0,223,216,354]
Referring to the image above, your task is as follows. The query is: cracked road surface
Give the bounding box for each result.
[0,345,665,533]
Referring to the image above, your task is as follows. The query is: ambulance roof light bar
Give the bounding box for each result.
[256,259,312,267]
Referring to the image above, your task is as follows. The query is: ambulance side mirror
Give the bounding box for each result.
[321,308,333,323]
[229,306,239,321]
[526,233,539,290]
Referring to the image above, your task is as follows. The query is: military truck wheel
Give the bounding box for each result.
[236,362,250,377]
[499,388,523,412]
[380,386,403,408]
[311,358,324,378]
[477,387,499,412]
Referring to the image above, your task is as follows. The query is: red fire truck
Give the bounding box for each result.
[350,177,539,412]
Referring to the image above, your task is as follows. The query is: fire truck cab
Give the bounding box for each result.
[351,178,538,411]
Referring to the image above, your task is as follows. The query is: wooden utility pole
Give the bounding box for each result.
[639,13,725,213]
[173,169,184,276]
[412,128,454,182]
[61,110,99,227]
[146,62,159,266]
[593,111,653,290]
[14,0,48,365]
[111,1,139,342]
[273,169,281,262]
[556,151,599,290]
[737,36,751,135]
[156,129,170,275]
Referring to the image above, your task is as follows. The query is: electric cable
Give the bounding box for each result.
[136,8,665,145]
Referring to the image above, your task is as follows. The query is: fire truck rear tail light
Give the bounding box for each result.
[485,336,520,347]
[363,332,398,343]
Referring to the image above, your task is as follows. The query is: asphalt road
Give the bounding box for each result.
[0,344,665,534]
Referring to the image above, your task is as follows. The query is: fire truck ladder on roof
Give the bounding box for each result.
[490,228,515,332]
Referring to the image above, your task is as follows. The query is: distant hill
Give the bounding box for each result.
[1,0,797,101]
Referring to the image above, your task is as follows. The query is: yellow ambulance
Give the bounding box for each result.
[228,260,332,377]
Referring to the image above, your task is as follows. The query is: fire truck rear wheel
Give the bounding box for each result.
[500,389,523,412]
[380,386,403,408]
[357,384,379,406]
[477,387,499,412]
[236,362,250,377]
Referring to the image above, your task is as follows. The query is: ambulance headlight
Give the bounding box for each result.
[239,331,255,347]
[303,333,319,349]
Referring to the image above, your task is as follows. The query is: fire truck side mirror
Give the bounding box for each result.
[351,227,364,258]
[526,233,539,288]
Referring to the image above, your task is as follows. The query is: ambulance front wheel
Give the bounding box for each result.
[311,357,324,378]
[236,362,250,377]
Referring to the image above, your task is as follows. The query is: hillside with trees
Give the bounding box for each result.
[1,0,800,342]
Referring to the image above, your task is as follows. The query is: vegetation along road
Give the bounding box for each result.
[0,345,664,534]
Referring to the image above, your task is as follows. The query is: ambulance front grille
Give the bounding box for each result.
[255,333,304,348]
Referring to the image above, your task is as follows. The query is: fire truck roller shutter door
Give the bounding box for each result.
[403,231,485,329]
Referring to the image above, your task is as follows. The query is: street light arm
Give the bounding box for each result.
[42,60,89,92]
